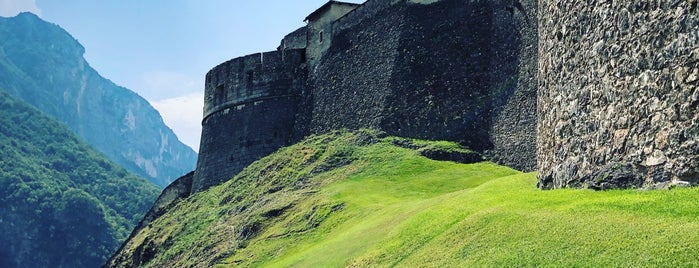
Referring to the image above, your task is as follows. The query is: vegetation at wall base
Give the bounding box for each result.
[110,130,699,267]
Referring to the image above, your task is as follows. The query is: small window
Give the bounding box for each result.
[246,71,254,95]
[319,31,324,43]
[214,85,225,105]
[246,71,254,87]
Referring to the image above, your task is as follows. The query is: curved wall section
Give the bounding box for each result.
[193,49,306,192]
[203,49,306,119]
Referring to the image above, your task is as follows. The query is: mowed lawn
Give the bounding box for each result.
[222,138,699,267]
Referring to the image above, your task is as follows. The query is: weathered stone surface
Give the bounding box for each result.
[305,0,538,171]
[193,49,306,192]
[538,1,699,189]
[485,0,538,171]
[193,0,539,193]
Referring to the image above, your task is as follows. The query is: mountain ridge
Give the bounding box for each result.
[0,12,197,187]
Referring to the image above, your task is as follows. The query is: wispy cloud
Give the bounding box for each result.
[141,71,201,101]
[0,0,41,17]
[151,92,204,152]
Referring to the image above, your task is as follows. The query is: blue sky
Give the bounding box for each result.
[0,0,362,151]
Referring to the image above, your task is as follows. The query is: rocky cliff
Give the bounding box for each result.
[0,13,197,187]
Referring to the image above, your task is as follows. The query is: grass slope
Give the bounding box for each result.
[112,130,699,267]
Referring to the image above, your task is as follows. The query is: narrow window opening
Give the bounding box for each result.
[214,85,225,105]
[319,31,324,43]
[246,71,254,96]
[246,71,254,87]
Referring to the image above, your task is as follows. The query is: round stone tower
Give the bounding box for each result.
[538,1,699,189]
[192,49,307,192]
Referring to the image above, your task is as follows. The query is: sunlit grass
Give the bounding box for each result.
[231,137,699,267]
[122,130,699,267]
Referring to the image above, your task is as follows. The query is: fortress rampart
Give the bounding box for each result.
[305,0,537,170]
[202,49,306,119]
[538,1,699,189]
[193,49,306,192]
[191,0,697,193]
[193,0,538,193]
[331,0,396,34]
[279,27,307,51]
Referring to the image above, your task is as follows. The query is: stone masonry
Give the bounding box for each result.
[303,0,537,170]
[192,0,698,193]
[192,0,538,193]
[538,1,699,189]
[192,49,306,192]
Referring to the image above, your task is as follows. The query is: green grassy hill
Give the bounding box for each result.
[109,130,699,267]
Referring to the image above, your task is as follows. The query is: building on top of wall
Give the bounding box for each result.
[304,1,361,65]
[192,1,363,193]
[191,0,539,193]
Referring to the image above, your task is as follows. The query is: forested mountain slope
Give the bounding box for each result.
[0,89,160,268]
[0,12,197,187]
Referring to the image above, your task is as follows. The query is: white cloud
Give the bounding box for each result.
[141,71,201,101]
[151,92,204,152]
[0,0,41,17]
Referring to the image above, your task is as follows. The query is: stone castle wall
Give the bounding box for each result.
[193,49,306,192]
[194,0,539,192]
[279,27,307,51]
[301,2,406,136]
[190,0,699,193]
[487,0,538,171]
[331,0,397,34]
[201,49,306,119]
[537,1,699,189]
[306,0,538,170]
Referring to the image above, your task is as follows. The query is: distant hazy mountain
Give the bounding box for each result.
[0,89,160,268]
[0,12,197,187]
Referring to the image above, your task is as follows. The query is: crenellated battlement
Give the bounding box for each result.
[203,49,306,120]
[191,0,539,193]
[193,48,307,192]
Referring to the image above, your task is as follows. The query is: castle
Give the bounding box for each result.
[191,0,538,192]
[106,2,698,265]
[187,0,697,193]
